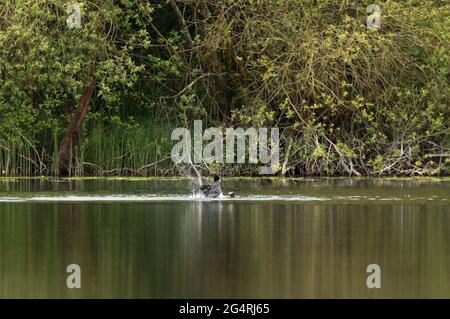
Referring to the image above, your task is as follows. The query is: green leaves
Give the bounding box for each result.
[0,0,448,176]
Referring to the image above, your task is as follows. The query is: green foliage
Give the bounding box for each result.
[0,0,172,175]
[172,0,449,176]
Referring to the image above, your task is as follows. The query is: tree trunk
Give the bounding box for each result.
[169,1,232,118]
[58,78,96,175]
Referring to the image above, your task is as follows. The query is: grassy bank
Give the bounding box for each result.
[1,120,175,177]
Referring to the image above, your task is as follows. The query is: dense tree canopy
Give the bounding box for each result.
[0,0,448,176]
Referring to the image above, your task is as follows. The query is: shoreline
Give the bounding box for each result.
[1,176,449,181]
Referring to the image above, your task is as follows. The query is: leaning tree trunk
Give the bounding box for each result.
[58,78,96,175]
[168,0,194,48]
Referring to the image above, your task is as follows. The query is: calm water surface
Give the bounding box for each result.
[0,178,449,298]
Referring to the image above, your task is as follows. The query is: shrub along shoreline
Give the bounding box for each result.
[0,1,448,177]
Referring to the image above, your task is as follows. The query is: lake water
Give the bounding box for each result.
[0,178,449,298]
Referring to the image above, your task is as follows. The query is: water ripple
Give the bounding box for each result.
[0,194,446,203]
